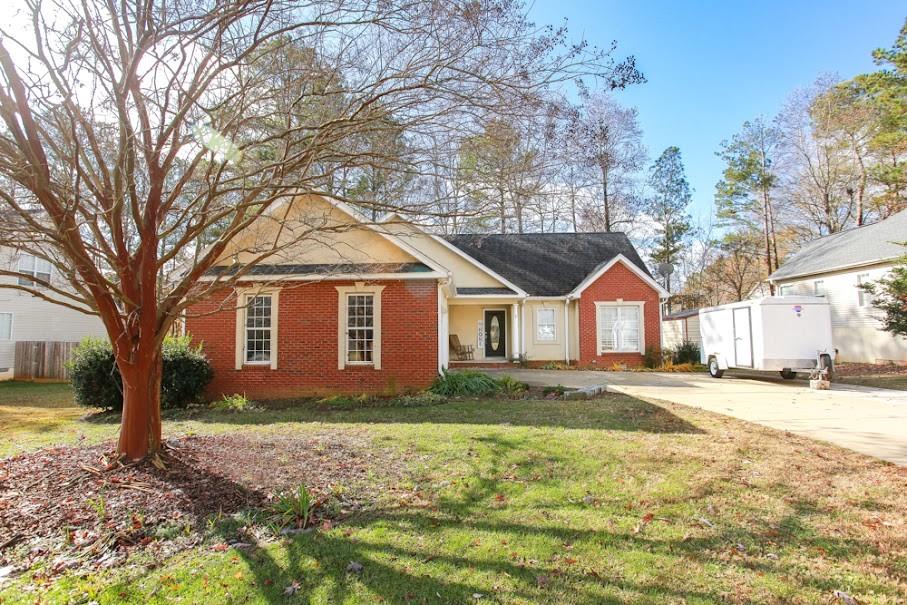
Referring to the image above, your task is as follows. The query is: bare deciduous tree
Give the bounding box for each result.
[565,89,646,232]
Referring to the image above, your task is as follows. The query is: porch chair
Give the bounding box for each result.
[449,334,475,361]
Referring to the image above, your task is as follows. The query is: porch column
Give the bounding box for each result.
[510,304,520,360]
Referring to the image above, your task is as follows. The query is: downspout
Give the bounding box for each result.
[564,298,570,364]
[520,299,527,359]
[437,277,451,373]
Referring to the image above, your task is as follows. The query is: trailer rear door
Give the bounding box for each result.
[733,307,753,368]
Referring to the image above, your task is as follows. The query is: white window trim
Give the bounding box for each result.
[813,280,825,296]
[594,300,646,355]
[17,253,52,287]
[234,288,280,370]
[534,307,558,344]
[336,283,385,370]
[0,312,12,340]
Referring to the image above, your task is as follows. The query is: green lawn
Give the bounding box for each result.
[1,381,905,604]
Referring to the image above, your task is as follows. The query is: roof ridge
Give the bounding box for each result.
[795,209,907,246]
[445,231,630,237]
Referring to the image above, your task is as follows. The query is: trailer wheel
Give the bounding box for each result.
[780,369,797,380]
[708,357,724,378]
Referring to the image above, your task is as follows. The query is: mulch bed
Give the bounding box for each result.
[834,362,907,377]
[0,432,407,579]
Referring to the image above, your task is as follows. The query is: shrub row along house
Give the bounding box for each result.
[186,195,667,398]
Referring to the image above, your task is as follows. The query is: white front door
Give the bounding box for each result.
[733,307,753,368]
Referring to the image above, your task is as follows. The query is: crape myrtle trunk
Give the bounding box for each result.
[115,341,164,460]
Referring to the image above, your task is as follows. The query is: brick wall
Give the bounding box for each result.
[577,262,662,367]
[186,280,439,399]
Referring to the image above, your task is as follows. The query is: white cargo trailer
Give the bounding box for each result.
[698,296,835,379]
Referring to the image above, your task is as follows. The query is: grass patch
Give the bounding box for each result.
[837,374,907,391]
[1,382,905,604]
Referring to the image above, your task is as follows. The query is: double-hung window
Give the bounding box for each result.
[346,294,375,363]
[596,303,643,354]
[18,254,52,287]
[245,294,273,363]
[814,280,825,296]
[536,308,556,342]
[336,284,384,369]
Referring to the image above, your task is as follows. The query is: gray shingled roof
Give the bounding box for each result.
[444,232,652,296]
[769,210,907,281]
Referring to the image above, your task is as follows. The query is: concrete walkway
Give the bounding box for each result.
[480,368,907,466]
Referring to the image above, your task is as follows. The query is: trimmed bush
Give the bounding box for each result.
[69,335,213,411]
[69,338,123,411]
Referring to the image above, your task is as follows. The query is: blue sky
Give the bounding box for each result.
[530,0,905,224]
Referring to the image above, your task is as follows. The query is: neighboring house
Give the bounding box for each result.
[186,195,667,398]
[767,210,907,363]
[0,246,107,379]
[661,308,702,351]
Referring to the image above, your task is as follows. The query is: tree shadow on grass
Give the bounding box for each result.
[74,429,904,605]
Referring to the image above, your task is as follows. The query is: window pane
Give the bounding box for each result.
[347,294,374,363]
[598,306,618,352]
[537,308,556,341]
[0,313,11,340]
[619,306,640,352]
[245,295,272,362]
[18,254,35,273]
[35,257,53,274]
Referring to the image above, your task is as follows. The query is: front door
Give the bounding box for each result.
[484,310,507,358]
[732,307,753,368]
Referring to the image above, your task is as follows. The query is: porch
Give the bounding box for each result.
[441,296,579,368]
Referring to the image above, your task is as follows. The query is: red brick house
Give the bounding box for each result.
[186,195,667,398]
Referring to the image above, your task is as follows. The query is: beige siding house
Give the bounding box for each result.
[661,309,702,351]
[0,246,107,379]
[767,210,907,363]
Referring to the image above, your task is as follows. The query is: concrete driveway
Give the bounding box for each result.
[480,368,907,466]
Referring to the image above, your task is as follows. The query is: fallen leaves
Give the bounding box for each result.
[0,432,406,579]
[283,580,301,595]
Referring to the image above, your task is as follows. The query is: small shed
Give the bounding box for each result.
[662,308,701,351]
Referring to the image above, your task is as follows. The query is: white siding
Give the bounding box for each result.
[0,247,107,375]
[773,263,907,363]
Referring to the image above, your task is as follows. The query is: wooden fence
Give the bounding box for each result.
[13,341,79,381]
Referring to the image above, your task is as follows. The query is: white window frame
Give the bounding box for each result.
[0,312,11,340]
[234,288,280,370]
[336,283,385,369]
[778,284,793,296]
[595,300,645,354]
[856,273,871,307]
[813,280,825,296]
[17,253,52,287]
[534,307,557,343]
